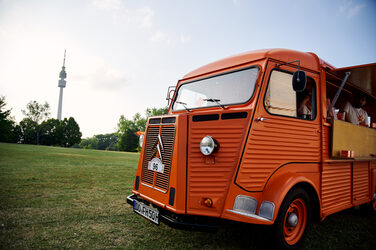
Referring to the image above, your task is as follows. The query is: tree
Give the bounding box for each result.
[60,117,82,147]
[22,101,50,124]
[133,113,147,132]
[79,133,118,151]
[39,118,60,146]
[118,128,138,152]
[32,117,81,147]
[21,100,50,144]
[0,96,20,142]
[19,118,38,144]
[117,115,138,152]
[145,107,168,118]
[116,107,168,152]
[95,133,119,150]
[11,125,22,143]
[79,137,99,149]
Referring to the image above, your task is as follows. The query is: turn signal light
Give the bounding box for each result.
[203,198,213,207]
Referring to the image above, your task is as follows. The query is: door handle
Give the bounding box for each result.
[256,117,269,122]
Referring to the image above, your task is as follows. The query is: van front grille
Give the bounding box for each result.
[141,124,175,192]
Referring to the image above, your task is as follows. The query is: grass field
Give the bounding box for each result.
[0,143,375,249]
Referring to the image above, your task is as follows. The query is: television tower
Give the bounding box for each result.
[57,50,67,121]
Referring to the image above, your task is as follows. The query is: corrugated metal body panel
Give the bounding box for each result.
[372,161,376,196]
[322,163,351,211]
[236,117,320,191]
[353,162,370,202]
[372,161,376,169]
[322,125,330,160]
[187,115,249,215]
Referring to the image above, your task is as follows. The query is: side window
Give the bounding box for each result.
[264,70,316,120]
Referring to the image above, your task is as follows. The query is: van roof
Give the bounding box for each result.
[182,48,327,80]
[181,48,375,98]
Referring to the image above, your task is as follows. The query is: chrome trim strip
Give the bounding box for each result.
[141,182,168,194]
[158,133,164,151]
[226,209,272,222]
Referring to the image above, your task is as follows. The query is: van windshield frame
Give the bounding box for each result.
[172,66,259,111]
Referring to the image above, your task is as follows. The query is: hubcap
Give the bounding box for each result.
[283,198,307,245]
[287,213,298,227]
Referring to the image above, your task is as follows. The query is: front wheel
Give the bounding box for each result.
[273,187,311,249]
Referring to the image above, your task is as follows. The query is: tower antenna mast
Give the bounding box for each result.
[57,50,67,121]
[63,49,66,67]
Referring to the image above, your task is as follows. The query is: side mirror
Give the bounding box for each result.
[292,71,307,92]
[166,86,176,106]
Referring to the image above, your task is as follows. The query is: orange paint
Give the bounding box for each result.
[128,49,376,248]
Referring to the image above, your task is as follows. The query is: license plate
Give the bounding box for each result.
[148,158,165,173]
[133,199,159,224]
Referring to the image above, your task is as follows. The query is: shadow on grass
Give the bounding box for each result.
[131,207,376,250]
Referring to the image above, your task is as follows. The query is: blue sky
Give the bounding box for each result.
[0,0,375,137]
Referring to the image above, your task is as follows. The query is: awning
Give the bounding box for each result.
[326,62,376,98]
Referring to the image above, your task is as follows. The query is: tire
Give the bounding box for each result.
[361,196,376,214]
[272,187,311,249]
[361,191,376,214]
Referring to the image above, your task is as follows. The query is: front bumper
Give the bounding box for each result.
[127,194,218,232]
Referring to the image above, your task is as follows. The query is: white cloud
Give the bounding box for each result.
[100,4,155,30]
[92,0,123,11]
[180,33,191,44]
[340,0,365,18]
[150,30,172,44]
[347,3,365,17]
[79,61,127,91]
[0,25,8,38]
[140,7,154,29]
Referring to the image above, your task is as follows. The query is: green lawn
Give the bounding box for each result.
[0,143,375,249]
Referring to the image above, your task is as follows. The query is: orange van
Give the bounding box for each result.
[127,48,376,248]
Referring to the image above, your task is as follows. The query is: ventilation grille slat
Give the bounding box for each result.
[141,123,176,192]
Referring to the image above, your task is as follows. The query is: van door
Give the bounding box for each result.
[235,62,321,192]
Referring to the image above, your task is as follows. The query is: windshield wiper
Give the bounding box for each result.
[203,98,225,109]
[175,101,190,112]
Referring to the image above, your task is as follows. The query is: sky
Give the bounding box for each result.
[0,0,375,138]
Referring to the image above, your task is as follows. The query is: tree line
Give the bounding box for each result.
[1,96,167,152]
[80,107,168,152]
[0,97,81,147]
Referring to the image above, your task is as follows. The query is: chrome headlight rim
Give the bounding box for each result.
[200,135,218,155]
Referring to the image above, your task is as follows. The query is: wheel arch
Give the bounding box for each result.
[288,182,320,221]
[260,163,321,222]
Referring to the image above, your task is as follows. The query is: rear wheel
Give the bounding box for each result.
[360,193,376,214]
[273,187,311,249]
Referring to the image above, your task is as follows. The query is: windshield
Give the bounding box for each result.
[172,67,259,111]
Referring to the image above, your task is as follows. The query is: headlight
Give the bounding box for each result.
[139,134,144,148]
[200,136,218,155]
